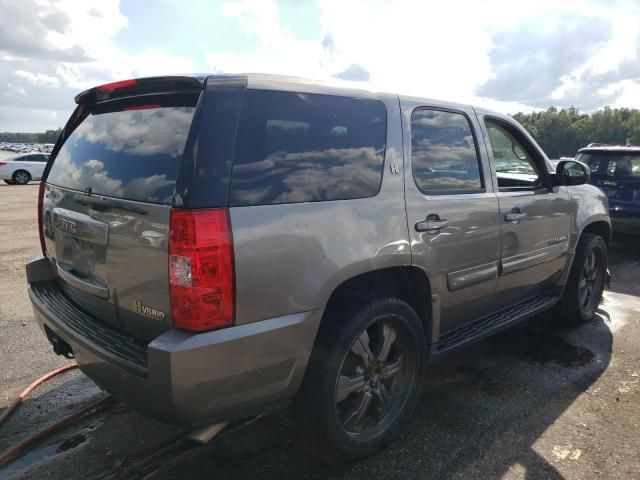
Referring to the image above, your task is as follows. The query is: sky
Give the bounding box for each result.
[1,0,640,132]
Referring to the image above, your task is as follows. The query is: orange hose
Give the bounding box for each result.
[0,396,110,465]
[0,363,78,426]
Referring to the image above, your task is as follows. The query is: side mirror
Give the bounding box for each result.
[555,160,590,186]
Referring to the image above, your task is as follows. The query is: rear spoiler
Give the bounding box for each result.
[74,75,206,106]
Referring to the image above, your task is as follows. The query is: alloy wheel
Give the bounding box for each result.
[14,172,29,184]
[578,246,605,315]
[334,317,416,440]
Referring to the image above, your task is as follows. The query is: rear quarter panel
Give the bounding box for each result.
[229,93,410,324]
[0,161,18,179]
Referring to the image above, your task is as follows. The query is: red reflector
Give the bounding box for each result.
[169,209,235,332]
[37,182,46,255]
[96,79,137,94]
[124,104,161,111]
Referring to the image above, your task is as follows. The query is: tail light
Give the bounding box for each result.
[169,209,235,332]
[37,182,46,254]
[0,161,6,167]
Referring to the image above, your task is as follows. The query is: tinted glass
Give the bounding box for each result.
[411,109,482,193]
[485,121,543,189]
[578,153,640,179]
[47,106,196,204]
[229,90,386,206]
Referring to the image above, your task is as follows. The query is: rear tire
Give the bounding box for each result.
[555,233,607,326]
[293,296,426,460]
[12,170,31,185]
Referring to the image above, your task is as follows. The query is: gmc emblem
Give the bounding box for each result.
[57,217,77,234]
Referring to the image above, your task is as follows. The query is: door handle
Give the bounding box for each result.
[415,215,449,233]
[505,209,527,223]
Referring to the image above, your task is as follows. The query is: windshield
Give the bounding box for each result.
[47,103,196,204]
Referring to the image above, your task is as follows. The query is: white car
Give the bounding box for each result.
[0,153,49,185]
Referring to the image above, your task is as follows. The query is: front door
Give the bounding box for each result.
[403,103,501,336]
[479,116,571,307]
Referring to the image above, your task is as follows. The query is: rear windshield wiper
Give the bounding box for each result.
[73,194,148,215]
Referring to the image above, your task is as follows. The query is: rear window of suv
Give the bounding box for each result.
[47,98,196,204]
[229,90,387,206]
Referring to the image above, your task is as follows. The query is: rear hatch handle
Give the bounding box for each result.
[56,262,110,299]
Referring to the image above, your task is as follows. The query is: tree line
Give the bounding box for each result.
[512,107,640,159]
[0,129,62,144]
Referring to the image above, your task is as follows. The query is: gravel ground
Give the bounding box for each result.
[0,176,638,479]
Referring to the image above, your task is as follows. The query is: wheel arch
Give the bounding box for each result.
[319,266,432,341]
[580,220,611,247]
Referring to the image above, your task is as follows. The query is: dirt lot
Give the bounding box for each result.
[0,177,639,479]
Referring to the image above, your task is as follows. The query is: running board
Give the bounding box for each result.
[433,294,560,356]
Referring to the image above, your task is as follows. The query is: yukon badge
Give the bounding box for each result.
[133,300,166,320]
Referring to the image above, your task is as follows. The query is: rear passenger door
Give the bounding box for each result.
[403,103,501,336]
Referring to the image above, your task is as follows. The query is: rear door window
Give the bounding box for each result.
[47,98,197,204]
[411,109,483,194]
[229,90,387,206]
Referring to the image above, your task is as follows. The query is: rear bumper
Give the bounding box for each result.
[27,256,320,424]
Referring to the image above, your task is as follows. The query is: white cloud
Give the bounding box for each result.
[0,0,196,131]
[3,0,640,132]
[207,0,640,113]
[15,70,60,87]
[4,83,27,97]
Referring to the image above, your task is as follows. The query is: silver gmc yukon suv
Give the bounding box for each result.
[26,74,611,458]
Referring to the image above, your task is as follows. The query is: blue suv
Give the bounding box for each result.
[577,145,640,235]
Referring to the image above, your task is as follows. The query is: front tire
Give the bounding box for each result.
[294,297,426,459]
[556,233,607,326]
[12,170,31,185]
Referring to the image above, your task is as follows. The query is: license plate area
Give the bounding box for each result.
[53,207,109,284]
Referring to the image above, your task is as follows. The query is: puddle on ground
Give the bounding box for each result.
[58,434,86,452]
[489,329,595,367]
[0,434,86,476]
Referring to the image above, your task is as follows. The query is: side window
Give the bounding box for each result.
[584,155,603,174]
[229,90,387,206]
[37,155,49,162]
[485,120,544,189]
[411,109,483,194]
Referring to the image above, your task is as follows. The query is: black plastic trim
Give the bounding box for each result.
[31,281,149,377]
[174,75,247,208]
[432,294,560,357]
